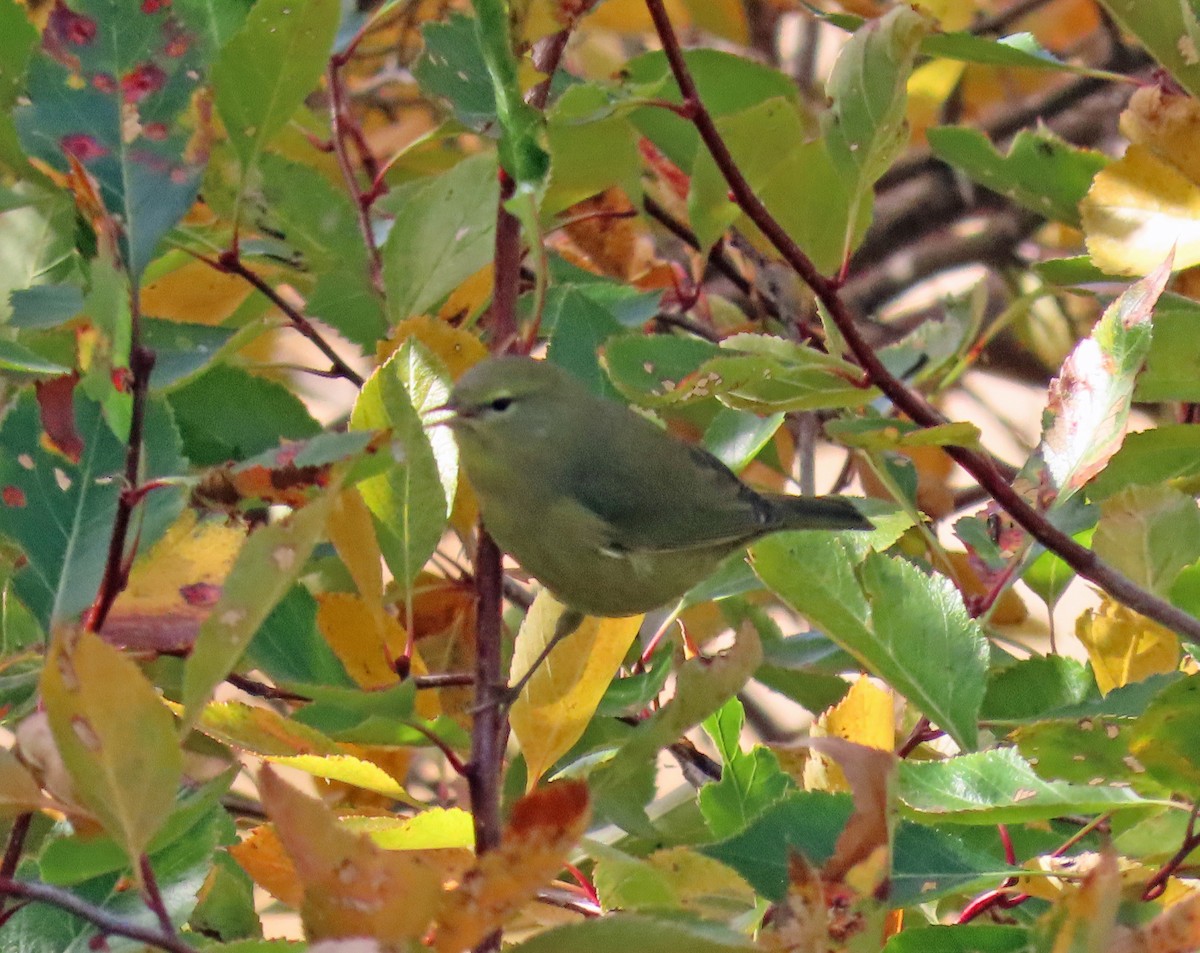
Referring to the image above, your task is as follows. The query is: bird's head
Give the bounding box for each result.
[434,356,572,447]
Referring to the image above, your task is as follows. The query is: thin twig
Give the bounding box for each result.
[643,0,1200,644]
[202,251,365,387]
[0,877,198,953]
[326,61,385,294]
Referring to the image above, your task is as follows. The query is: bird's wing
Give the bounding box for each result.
[569,440,776,555]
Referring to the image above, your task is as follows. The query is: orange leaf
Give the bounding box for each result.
[258,766,443,944]
[434,780,590,953]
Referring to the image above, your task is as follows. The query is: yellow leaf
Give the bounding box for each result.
[434,780,590,953]
[804,676,894,793]
[376,314,488,381]
[345,806,475,850]
[316,592,407,690]
[1076,596,1180,695]
[644,846,756,916]
[682,0,747,43]
[104,511,243,652]
[1081,144,1200,275]
[437,266,495,328]
[510,593,641,789]
[271,754,413,802]
[41,630,182,868]
[193,700,342,756]
[258,766,443,944]
[140,256,254,325]
[328,488,383,603]
[1121,85,1200,186]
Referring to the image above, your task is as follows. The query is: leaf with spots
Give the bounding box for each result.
[255,765,443,944]
[1035,257,1171,501]
[13,0,217,279]
[0,389,184,628]
[40,629,183,868]
[180,481,339,731]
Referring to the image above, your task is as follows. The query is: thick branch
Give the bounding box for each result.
[643,0,1200,643]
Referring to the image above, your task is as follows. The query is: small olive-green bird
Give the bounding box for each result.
[442,356,871,618]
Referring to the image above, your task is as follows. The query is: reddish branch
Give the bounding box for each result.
[85,294,156,632]
[326,57,386,295]
[0,877,197,953]
[204,249,365,387]
[642,0,1200,644]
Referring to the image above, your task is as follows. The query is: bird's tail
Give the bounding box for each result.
[769,494,874,531]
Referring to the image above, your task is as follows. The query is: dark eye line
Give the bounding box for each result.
[489,396,513,412]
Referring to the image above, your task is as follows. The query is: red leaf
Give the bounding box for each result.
[35,375,84,463]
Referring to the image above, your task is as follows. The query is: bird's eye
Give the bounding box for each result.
[488,397,513,413]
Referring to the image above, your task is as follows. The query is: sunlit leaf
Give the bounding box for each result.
[510,592,641,789]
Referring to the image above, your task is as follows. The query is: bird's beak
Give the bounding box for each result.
[424,401,460,429]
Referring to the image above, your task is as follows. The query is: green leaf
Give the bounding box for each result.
[603,333,872,412]
[1013,718,1143,788]
[898,748,1155,823]
[42,631,183,865]
[1096,0,1200,99]
[1129,674,1200,793]
[1092,485,1200,598]
[699,698,791,837]
[188,851,261,942]
[414,13,495,130]
[181,484,339,729]
[470,0,546,185]
[1135,296,1200,402]
[1023,527,1093,609]
[822,6,927,260]
[690,98,862,273]
[703,408,784,472]
[167,364,321,466]
[546,83,643,215]
[350,339,454,584]
[883,925,1033,953]
[0,392,183,626]
[751,538,987,751]
[212,0,340,172]
[8,284,84,330]
[624,48,800,170]
[255,154,386,347]
[0,190,80,324]
[15,0,216,278]
[1090,426,1200,498]
[508,913,756,953]
[0,340,69,376]
[703,791,1011,903]
[924,29,1115,76]
[244,586,354,688]
[927,127,1108,228]
[592,628,761,834]
[141,318,237,389]
[981,656,1097,722]
[380,152,499,321]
